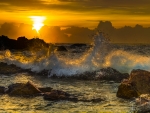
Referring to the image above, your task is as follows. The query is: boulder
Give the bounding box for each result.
[129,69,150,94]
[116,80,138,99]
[7,81,41,96]
[117,69,150,99]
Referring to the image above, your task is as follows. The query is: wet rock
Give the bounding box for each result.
[43,90,70,100]
[95,67,129,82]
[136,94,150,113]
[7,81,41,96]
[0,62,23,74]
[56,46,67,51]
[129,69,150,94]
[71,67,129,82]
[38,87,53,93]
[0,86,5,94]
[117,69,150,99]
[116,80,138,99]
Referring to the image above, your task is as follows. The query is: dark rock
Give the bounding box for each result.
[43,90,70,100]
[95,67,129,82]
[70,67,129,82]
[7,81,41,96]
[0,86,5,94]
[0,62,23,74]
[56,46,67,51]
[117,69,150,99]
[37,69,49,76]
[38,87,53,93]
[70,44,87,49]
[0,35,49,50]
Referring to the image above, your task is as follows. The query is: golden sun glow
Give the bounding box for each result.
[30,16,46,33]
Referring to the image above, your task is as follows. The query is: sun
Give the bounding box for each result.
[30,16,46,33]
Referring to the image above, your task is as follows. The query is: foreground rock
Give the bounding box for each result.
[0,81,104,103]
[117,69,150,99]
[7,81,41,96]
[136,94,150,113]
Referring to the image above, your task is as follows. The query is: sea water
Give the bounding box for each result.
[0,32,149,112]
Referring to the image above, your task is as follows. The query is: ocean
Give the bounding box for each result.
[0,32,149,112]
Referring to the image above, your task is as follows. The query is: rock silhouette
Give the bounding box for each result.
[0,35,49,50]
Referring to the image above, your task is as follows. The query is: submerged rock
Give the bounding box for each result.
[117,69,150,99]
[38,87,53,93]
[7,81,41,96]
[43,89,70,101]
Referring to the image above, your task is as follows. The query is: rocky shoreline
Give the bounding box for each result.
[0,81,105,103]
[1,62,150,112]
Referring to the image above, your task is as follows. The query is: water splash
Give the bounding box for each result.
[0,32,150,76]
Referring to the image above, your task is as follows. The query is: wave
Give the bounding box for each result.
[0,32,150,76]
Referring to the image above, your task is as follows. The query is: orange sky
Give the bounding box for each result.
[0,0,150,28]
[1,0,150,43]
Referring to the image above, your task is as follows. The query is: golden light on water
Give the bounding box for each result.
[30,16,46,33]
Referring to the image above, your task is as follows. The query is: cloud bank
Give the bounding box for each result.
[0,21,150,43]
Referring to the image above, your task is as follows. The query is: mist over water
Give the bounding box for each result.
[0,32,150,76]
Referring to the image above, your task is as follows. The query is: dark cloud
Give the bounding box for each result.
[0,0,150,14]
[1,21,150,43]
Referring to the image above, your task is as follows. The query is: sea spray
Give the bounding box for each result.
[48,32,110,76]
[0,32,150,76]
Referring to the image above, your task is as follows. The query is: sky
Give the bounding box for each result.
[1,0,150,28]
[0,0,150,43]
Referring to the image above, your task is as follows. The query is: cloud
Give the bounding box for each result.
[0,0,150,13]
[1,21,150,43]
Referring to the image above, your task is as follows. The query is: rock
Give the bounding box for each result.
[72,67,129,82]
[38,87,53,93]
[7,81,41,96]
[136,94,150,113]
[0,62,23,74]
[0,86,5,94]
[56,46,67,51]
[43,90,70,101]
[95,67,129,82]
[116,80,138,99]
[70,44,87,49]
[0,35,49,50]
[117,69,150,99]
[129,69,150,94]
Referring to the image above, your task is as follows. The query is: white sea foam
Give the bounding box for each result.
[0,32,150,76]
